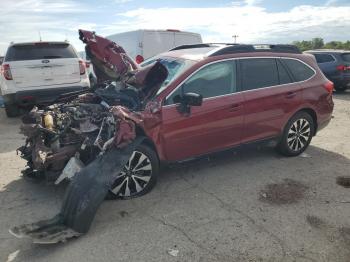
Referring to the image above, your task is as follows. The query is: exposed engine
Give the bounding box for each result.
[17,94,137,184]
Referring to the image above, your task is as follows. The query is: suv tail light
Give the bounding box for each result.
[1,64,13,80]
[323,81,334,93]
[135,55,144,64]
[79,60,86,75]
[336,65,350,71]
[85,61,90,68]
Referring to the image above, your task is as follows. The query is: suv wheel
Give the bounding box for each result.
[4,103,20,118]
[277,112,314,156]
[107,144,159,200]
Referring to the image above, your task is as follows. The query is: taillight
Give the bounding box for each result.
[79,60,86,75]
[336,65,346,71]
[1,64,13,80]
[85,61,90,68]
[135,55,144,64]
[323,81,334,93]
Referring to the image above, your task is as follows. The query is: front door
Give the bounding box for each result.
[160,60,244,161]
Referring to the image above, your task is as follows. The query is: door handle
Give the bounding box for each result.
[228,103,242,112]
[285,92,296,99]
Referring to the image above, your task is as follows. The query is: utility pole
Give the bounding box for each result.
[232,35,239,43]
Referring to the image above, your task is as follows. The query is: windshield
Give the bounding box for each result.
[141,56,195,95]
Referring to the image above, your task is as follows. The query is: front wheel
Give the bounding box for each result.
[107,144,159,200]
[277,112,314,156]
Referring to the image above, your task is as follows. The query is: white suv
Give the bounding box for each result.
[0,41,90,117]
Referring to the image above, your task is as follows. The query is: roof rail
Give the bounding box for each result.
[169,43,301,55]
[209,44,301,56]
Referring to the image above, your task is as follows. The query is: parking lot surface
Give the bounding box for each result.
[0,92,350,262]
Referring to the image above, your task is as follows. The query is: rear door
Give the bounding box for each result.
[161,60,244,161]
[239,57,304,143]
[5,43,81,88]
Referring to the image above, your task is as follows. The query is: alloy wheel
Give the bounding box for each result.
[287,118,311,152]
[110,150,152,197]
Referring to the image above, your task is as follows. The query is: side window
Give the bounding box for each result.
[282,59,315,82]
[166,61,236,104]
[240,58,279,90]
[277,59,292,85]
[313,54,335,63]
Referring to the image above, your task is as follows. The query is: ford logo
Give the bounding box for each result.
[42,59,50,63]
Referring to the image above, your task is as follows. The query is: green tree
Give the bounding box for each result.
[311,38,324,49]
[292,38,350,51]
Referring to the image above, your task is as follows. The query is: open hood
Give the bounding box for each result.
[78,29,168,97]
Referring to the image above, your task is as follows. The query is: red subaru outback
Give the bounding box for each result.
[105,43,334,198]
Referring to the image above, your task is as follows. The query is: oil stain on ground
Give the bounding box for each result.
[259,179,309,205]
[336,176,350,188]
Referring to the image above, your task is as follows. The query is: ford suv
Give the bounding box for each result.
[0,41,90,117]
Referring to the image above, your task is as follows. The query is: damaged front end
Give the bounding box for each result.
[10,30,167,244]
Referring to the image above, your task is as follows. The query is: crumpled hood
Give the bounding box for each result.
[78,29,168,97]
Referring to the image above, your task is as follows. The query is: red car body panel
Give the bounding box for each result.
[161,92,244,161]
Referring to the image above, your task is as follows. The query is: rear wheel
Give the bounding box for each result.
[4,103,20,117]
[277,112,314,156]
[107,144,159,200]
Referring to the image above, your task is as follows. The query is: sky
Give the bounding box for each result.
[0,0,350,55]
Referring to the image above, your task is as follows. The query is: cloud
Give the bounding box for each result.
[1,1,350,55]
[0,0,93,54]
[105,4,350,44]
[114,0,133,3]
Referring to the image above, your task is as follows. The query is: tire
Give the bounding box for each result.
[4,103,20,117]
[107,144,159,200]
[335,86,347,92]
[277,112,314,157]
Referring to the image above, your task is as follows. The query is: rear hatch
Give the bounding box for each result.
[5,42,81,88]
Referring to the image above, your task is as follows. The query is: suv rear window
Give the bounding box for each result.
[282,59,315,82]
[5,43,77,61]
[313,53,335,63]
[341,53,350,62]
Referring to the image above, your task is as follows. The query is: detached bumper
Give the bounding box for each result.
[4,86,88,106]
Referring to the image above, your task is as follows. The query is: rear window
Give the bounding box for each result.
[341,53,350,62]
[282,59,315,82]
[313,53,335,63]
[5,43,77,61]
[240,58,279,91]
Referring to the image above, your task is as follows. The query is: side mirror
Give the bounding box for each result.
[174,92,203,115]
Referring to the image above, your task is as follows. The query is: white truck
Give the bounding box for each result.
[107,29,202,64]
[0,41,90,117]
